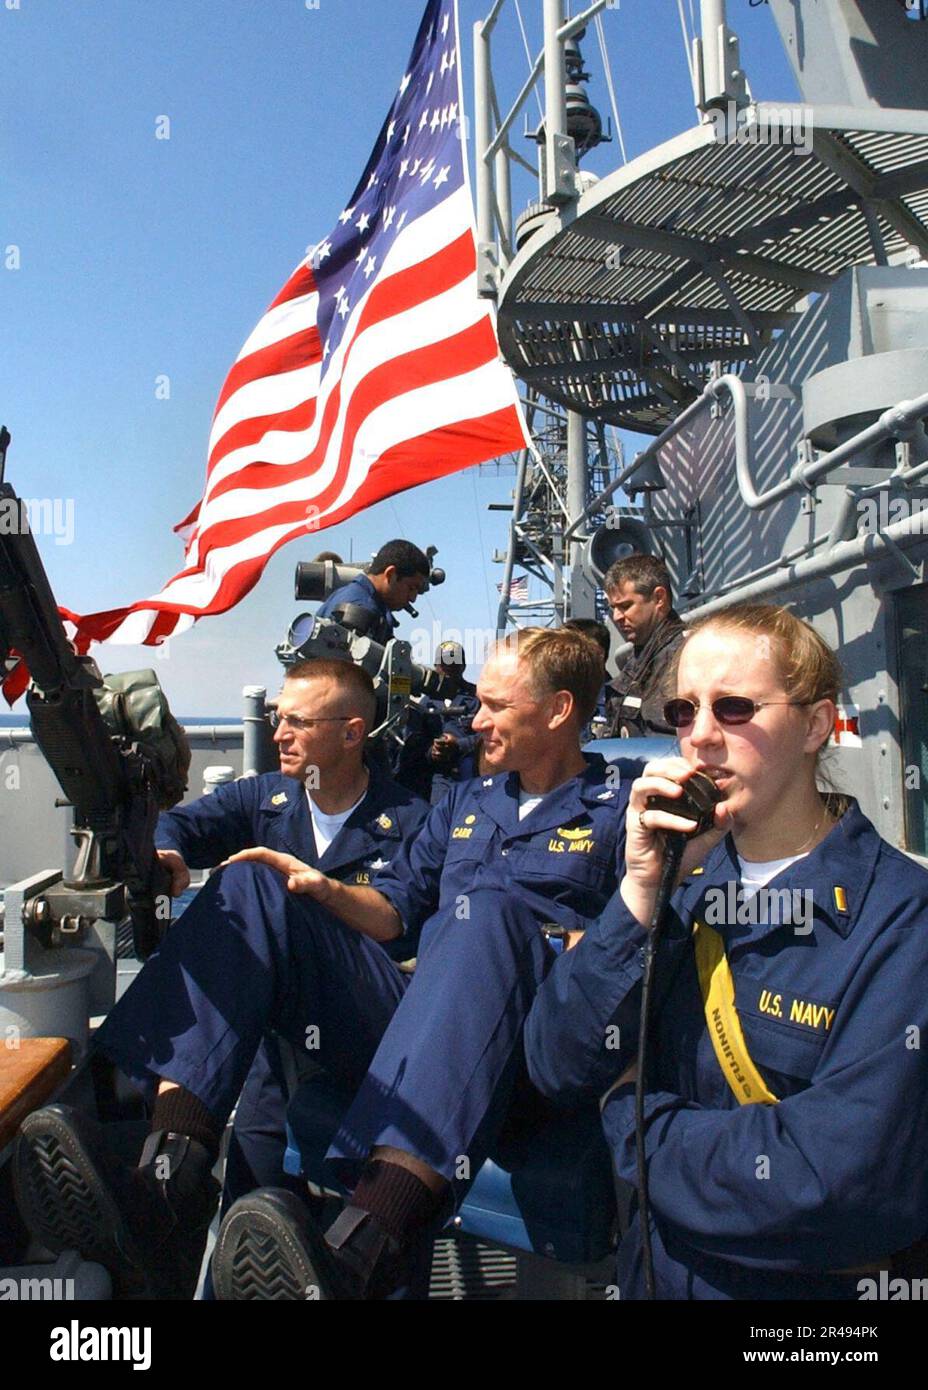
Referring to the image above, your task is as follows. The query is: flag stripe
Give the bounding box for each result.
[99,405,525,632]
[204,263,486,508]
[213,327,323,420]
[148,355,522,603]
[267,263,317,313]
[235,289,320,362]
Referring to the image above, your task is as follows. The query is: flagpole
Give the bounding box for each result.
[496,446,529,632]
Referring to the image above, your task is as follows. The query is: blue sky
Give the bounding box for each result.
[2,0,798,712]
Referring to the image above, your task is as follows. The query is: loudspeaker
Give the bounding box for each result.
[585,517,654,584]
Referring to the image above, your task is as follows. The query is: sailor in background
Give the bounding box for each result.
[394,639,480,803]
[604,554,685,738]
[525,603,928,1299]
[422,639,480,803]
[316,538,431,646]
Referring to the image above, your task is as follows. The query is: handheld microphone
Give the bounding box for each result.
[645,769,724,839]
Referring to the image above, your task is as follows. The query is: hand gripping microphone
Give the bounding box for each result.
[635,770,724,1299]
[645,768,723,842]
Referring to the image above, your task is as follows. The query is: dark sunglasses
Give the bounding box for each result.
[663,697,807,729]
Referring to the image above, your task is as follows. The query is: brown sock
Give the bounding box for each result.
[350,1159,441,1245]
[151,1087,221,1164]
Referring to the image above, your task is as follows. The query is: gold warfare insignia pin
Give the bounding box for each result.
[377,814,393,830]
[271,793,288,805]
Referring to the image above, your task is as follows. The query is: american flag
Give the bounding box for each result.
[497,575,529,602]
[3,0,528,697]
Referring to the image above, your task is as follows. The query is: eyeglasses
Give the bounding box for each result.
[663,697,808,729]
[268,710,353,732]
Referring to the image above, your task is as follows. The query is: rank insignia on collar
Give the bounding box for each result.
[483,778,493,786]
[369,858,388,871]
[596,790,615,800]
[833,886,848,913]
[464,814,476,825]
[271,792,288,805]
[376,814,393,830]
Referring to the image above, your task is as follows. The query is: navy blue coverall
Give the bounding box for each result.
[152,766,428,1208]
[324,755,637,1188]
[317,574,396,646]
[95,755,637,1215]
[524,803,928,1299]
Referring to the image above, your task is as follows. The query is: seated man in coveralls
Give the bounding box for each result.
[15,628,638,1300]
[153,657,429,1218]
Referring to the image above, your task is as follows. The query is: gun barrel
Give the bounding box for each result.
[0,484,88,691]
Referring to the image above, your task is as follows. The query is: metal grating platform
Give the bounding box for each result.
[428,1234,517,1300]
[498,107,928,434]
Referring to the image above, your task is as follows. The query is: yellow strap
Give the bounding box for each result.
[693,921,779,1106]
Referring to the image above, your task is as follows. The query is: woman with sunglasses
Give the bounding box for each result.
[525,602,928,1299]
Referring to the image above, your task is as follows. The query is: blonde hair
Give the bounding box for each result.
[680,604,842,707]
[497,627,603,725]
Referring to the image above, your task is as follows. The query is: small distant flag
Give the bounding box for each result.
[3,0,530,704]
[831,705,862,748]
[497,575,529,602]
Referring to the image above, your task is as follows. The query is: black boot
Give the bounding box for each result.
[213,1190,398,1301]
[13,1105,219,1300]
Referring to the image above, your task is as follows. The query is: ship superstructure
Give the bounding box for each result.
[482,0,928,852]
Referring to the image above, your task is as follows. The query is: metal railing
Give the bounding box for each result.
[473,1,743,296]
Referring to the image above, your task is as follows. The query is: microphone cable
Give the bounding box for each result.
[634,770,722,1300]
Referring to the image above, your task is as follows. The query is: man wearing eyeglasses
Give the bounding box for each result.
[13,659,429,1297]
[158,661,427,1226]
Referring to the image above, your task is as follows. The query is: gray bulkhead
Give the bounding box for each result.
[640,266,928,854]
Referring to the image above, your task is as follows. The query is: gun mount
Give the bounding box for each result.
[0,444,189,1060]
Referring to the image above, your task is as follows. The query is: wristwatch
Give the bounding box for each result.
[541,924,570,954]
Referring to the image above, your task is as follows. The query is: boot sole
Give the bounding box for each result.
[12,1107,144,1293]
[213,1191,334,1301]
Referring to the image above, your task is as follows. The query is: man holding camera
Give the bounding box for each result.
[396,639,480,803]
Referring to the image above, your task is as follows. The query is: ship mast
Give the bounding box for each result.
[475,1,614,629]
